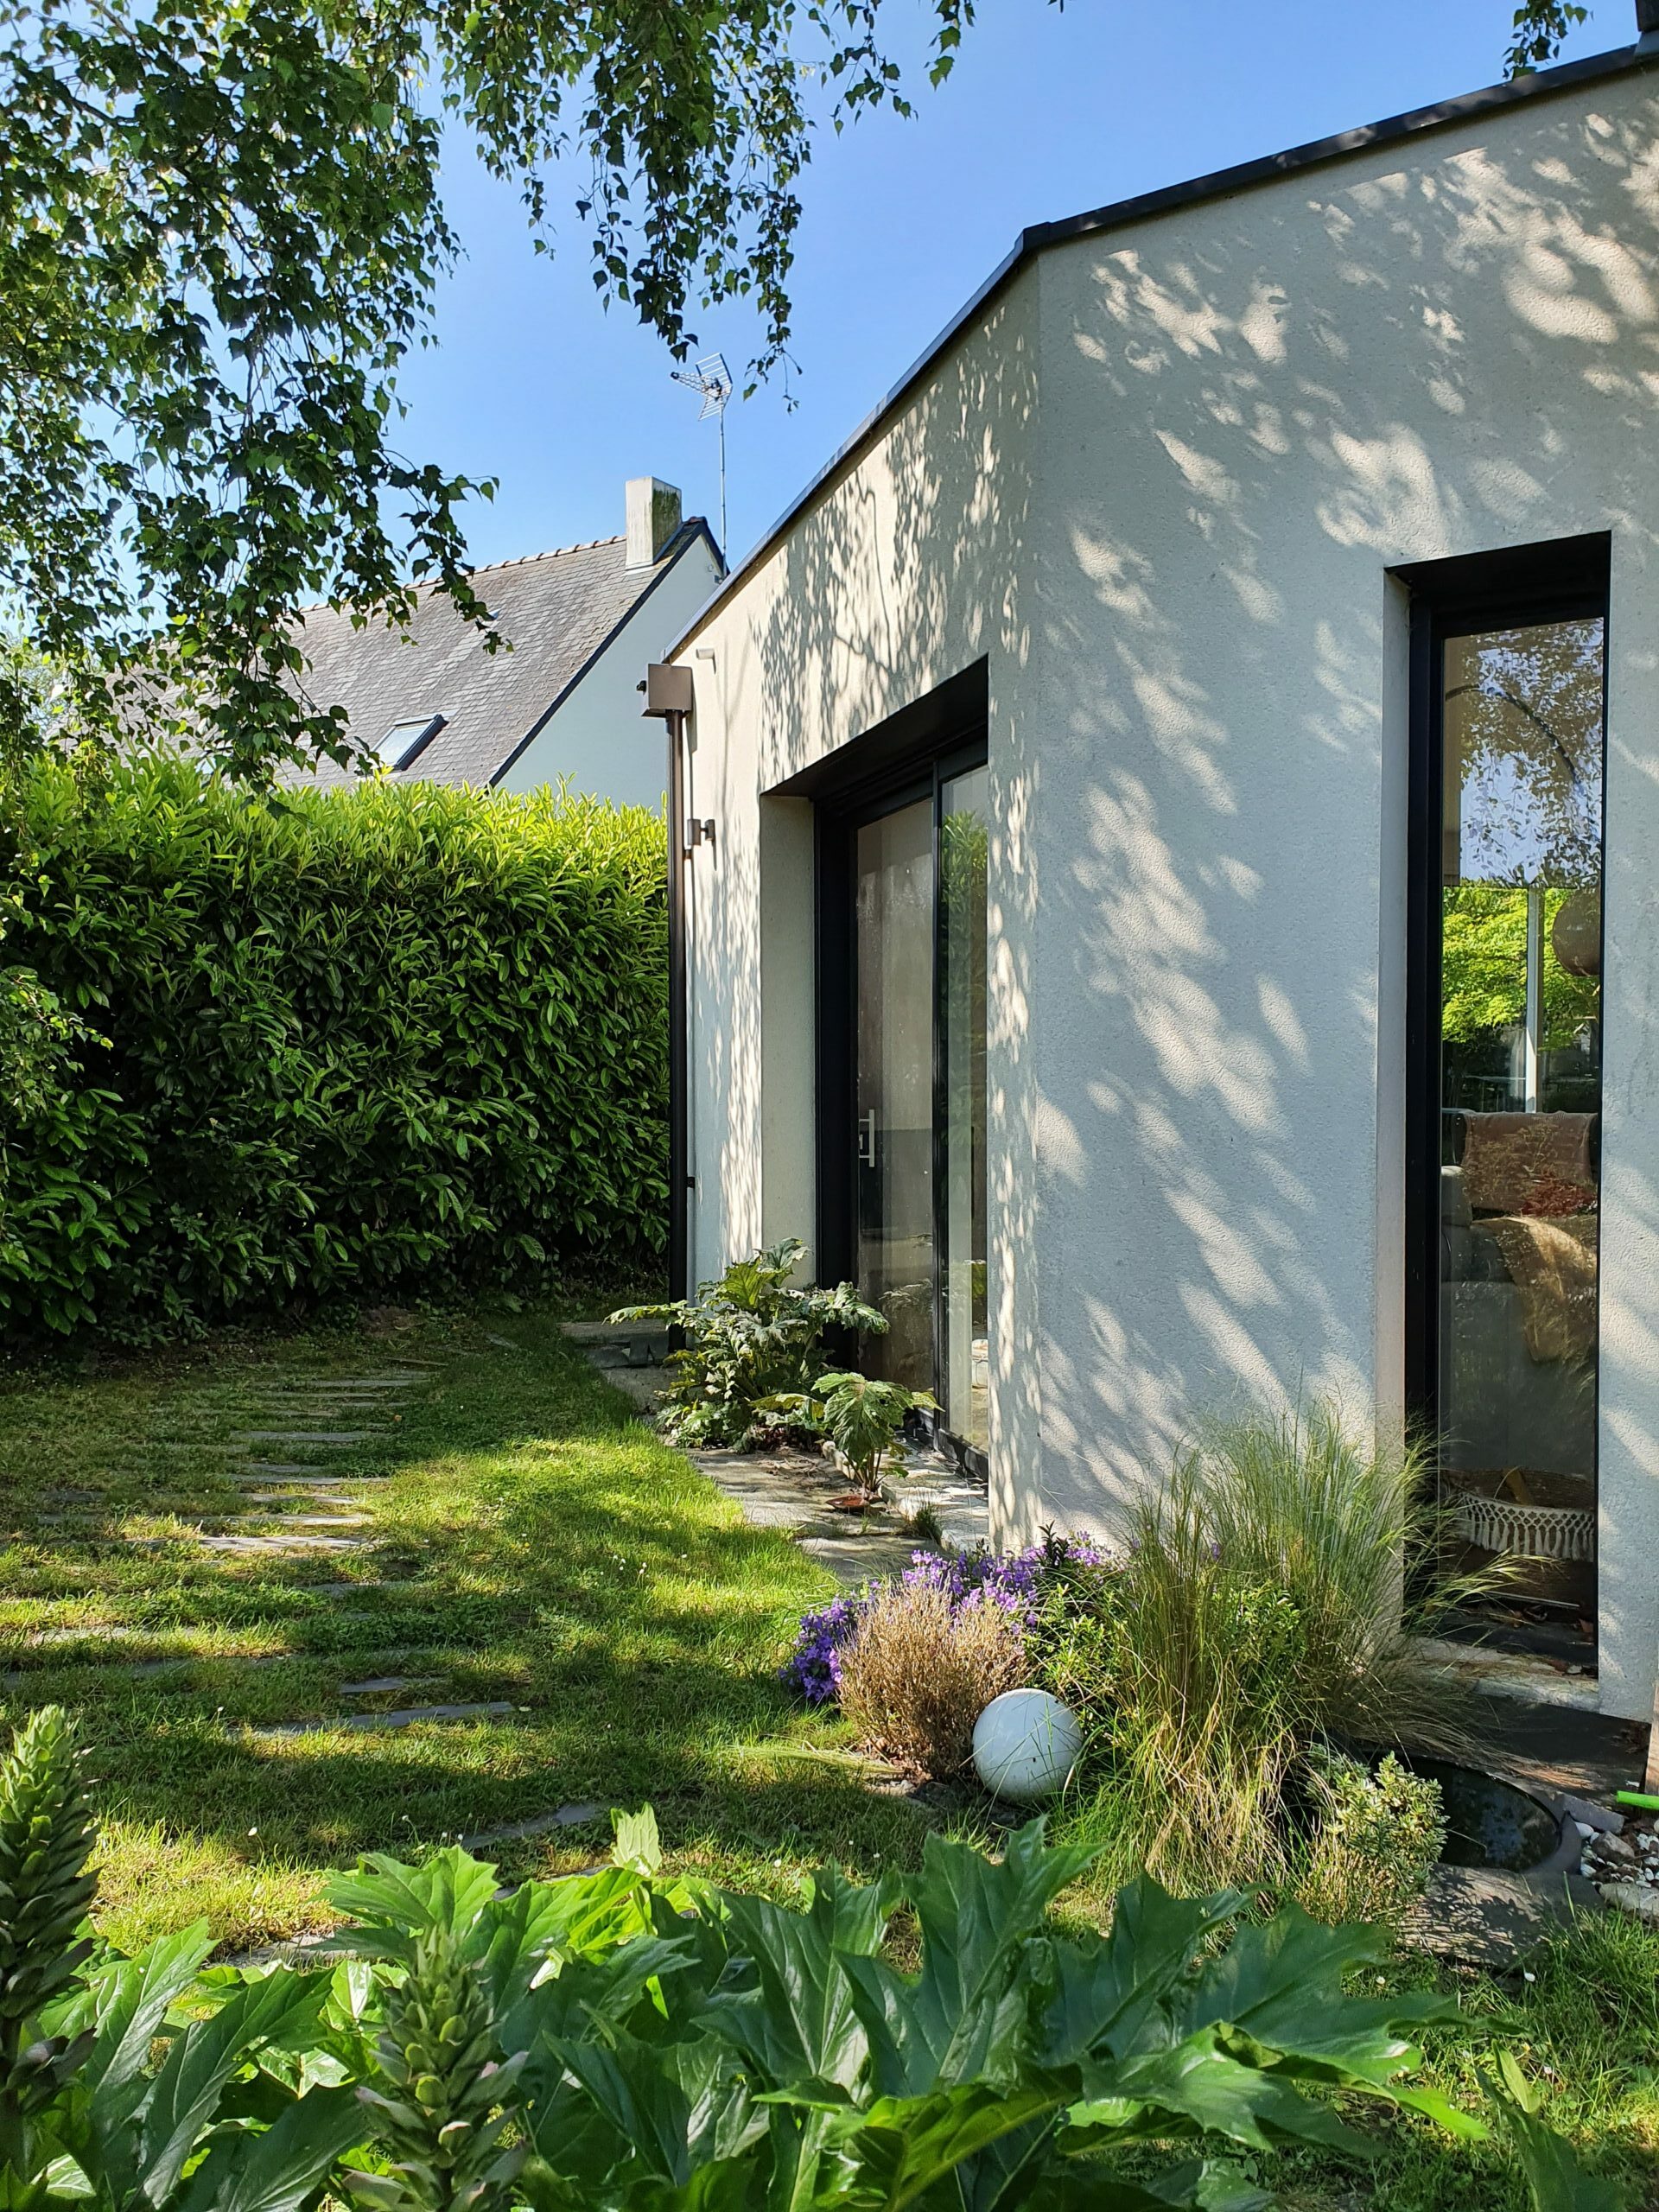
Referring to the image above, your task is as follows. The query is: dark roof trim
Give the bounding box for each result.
[485,517,722,787]
[671,38,1657,656]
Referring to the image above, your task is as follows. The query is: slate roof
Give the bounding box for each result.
[296,520,715,787]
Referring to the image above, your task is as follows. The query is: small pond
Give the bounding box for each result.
[1402,1757,1567,1875]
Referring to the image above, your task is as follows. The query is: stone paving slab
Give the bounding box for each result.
[268,1377,420,1389]
[338,1674,440,1695]
[461,1803,604,1849]
[690,1444,988,1586]
[254,1700,515,1737]
[238,1465,389,1480]
[197,1533,366,1554]
[798,1535,932,1586]
[1402,1865,1604,1967]
[234,1431,379,1446]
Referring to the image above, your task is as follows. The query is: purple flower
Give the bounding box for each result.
[780,1529,1109,1705]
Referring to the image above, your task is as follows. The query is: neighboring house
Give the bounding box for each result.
[657,29,1659,1722]
[296,477,721,805]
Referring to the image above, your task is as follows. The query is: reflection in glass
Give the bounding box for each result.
[855,800,935,1390]
[1437,618,1604,1630]
[941,768,989,1448]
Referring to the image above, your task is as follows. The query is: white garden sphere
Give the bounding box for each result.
[972,1688,1083,1804]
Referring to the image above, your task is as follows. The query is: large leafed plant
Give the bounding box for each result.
[0,1706,1621,2212]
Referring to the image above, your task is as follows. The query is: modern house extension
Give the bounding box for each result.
[655,30,1659,1720]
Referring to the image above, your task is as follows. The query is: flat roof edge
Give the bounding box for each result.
[670,38,1656,656]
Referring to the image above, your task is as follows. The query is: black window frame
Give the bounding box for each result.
[1395,533,1610,1494]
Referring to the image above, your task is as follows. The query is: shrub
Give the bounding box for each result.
[616,1237,885,1446]
[836,1579,1027,1775]
[1292,1749,1447,1930]
[0,755,667,1338]
[1183,1398,1478,1752]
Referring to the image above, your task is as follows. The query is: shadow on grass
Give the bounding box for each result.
[0,1307,925,1938]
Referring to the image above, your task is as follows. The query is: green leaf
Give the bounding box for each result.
[841,1821,1096,2096]
[136,1970,331,2205]
[699,1866,889,2091]
[176,2082,366,2212]
[1486,2054,1624,2212]
[611,1807,663,1878]
[835,2082,1060,2210]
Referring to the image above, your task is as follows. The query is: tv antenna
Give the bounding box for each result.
[671,352,733,560]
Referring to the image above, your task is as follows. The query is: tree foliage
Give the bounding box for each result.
[1441,886,1599,1052]
[0,0,994,781]
[1507,3,1591,75]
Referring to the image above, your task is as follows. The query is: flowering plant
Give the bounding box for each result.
[781,1529,1109,1705]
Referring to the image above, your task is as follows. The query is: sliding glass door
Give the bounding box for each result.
[1412,564,1606,1653]
[834,748,989,1460]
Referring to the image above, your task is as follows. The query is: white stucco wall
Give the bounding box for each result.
[495,539,723,806]
[677,58,1659,1718]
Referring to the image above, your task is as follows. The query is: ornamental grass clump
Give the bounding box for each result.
[836,1580,1027,1776]
[1044,1398,1470,1897]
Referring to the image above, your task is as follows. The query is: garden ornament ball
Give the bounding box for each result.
[972,1688,1083,1803]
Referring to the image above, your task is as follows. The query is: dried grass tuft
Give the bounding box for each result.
[838,1582,1027,1777]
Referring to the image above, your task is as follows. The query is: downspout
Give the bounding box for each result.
[643,662,695,1296]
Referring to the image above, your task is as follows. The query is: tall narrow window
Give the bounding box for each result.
[940,766,988,1448]
[1432,612,1605,1645]
[854,799,936,1392]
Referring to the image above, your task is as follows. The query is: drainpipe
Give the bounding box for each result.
[1641,0,1659,53]
[643,661,695,1297]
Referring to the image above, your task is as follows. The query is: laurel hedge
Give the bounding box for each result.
[0,757,667,1339]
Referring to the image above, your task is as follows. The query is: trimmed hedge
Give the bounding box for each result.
[0,758,667,1339]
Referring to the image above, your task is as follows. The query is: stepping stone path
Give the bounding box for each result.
[8,1354,568,1948]
[689,1446,988,1587]
[10,1363,463,1694]
[558,1318,990,1581]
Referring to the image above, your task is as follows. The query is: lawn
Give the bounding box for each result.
[2,1295,1657,2207]
[0,1294,924,1956]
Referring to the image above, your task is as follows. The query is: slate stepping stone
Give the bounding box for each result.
[338,1675,439,1695]
[235,1432,378,1446]
[205,1513,370,1531]
[238,1464,389,1480]
[198,1533,365,1554]
[241,1491,359,1507]
[460,1804,604,1849]
[22,1624,152,1648]
[253,1701,515,1736]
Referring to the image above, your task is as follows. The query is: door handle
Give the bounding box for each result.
[857,1109,877,1167]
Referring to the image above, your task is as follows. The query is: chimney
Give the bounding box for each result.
[626,477,683,569]
[1640,0,1659,49]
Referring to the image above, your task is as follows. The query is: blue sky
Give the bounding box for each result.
[394,0,1611,575]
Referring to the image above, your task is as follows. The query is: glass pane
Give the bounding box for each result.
[940,767,988,1448]
[855,800,935,1390]
[1438,617,1603,1636]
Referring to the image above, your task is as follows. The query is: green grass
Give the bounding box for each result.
[0,1295,923,1955]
